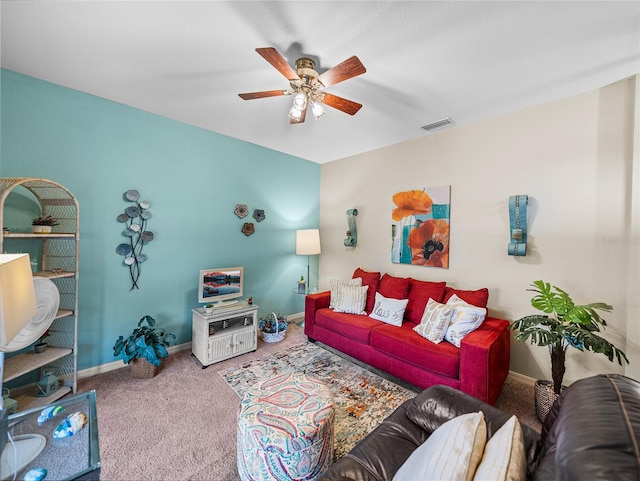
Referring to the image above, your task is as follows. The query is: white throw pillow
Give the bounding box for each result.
[473,415,526,481]
[333,284,368,315]
[329,278,362,309]
[393,412,487,481]
[369,292,409,326]
[444,294,487,347]
[413,298,456,343]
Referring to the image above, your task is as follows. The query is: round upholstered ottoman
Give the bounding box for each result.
[237,372,335,481]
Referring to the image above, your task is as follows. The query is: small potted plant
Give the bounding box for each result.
[32,215,59,234]
[204,303,214,314]
[259,312,287,343]
[113,315,177,378]
[34,330,51,353]
[511,280,628,421]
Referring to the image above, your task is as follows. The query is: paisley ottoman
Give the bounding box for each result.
[237,372,335,481]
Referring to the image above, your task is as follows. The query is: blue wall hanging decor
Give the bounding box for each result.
[508,195,528,256]
[116,189,154,290]
[344,208,358,247]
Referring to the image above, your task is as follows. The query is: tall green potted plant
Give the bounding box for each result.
[113,315,176,378]
[511,280,628,420]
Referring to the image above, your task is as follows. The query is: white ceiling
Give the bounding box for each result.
[2,1,639,164]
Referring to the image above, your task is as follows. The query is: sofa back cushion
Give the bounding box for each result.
[405,279,447,324]
[443,287,489,308]
[536,374,640,481]
[378,273,410,299]
[352,268,381,313]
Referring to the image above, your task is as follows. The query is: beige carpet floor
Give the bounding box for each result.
[77,323,539,481]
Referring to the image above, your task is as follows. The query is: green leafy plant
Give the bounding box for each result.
[511,280,628,394]
[113,315,176,367]
[32,215,59,226]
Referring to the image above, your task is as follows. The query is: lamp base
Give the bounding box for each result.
[0,434,46,480]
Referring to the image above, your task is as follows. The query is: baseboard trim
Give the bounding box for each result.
[507,370,536,386]
[78,342,192,380]
[287,312,304,325]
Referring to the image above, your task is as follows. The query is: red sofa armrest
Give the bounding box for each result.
[459,317,511,405]
[304,291,331,339]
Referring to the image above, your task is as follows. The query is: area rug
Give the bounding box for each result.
[219,341,415,459]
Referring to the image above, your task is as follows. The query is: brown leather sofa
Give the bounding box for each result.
[320,374,640,480]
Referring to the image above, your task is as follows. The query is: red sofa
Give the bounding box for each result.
[304,268,510,405]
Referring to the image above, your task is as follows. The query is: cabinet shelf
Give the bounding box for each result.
[4,347,74,382]
[33,270,75,279]
[2,232,76,238]
[14,385,72,412]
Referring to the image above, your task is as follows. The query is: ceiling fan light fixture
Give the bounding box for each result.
[288,106,303,121]
[293,92,307,110]
[311,101,326,120]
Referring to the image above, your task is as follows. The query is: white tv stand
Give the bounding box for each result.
[191,301,258,368]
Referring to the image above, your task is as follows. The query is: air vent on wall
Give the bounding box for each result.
[421,118,454,132]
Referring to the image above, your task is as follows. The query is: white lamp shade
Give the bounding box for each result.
[0,254,37,348]
[296,229,321,255]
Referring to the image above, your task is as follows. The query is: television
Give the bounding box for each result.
[198,267,244,307]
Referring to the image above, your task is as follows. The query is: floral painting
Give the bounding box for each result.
[391,186,451,268]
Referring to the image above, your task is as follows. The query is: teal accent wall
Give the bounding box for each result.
[1,69,320,370]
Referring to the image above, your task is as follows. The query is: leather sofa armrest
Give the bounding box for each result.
[459,317,511,405]
[304,291,330,339]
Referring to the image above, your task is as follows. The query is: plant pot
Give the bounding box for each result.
[32,225,52,234]
[534,379,566,422]
[130,357,164,379]
[34,342,47,354]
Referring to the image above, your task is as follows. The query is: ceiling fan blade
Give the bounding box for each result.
[290,106,307,124]
[256,47,300,81]
[316,56,366,87]
[322,93,362,116]
[238,90,287,100]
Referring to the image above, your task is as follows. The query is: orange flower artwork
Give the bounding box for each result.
[391,190,433,221]
[391,186,450,268]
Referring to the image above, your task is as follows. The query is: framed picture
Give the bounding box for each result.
[391,185,451,268]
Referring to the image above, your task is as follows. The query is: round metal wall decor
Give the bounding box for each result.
[116,189,154,290]
[234,204,266,236]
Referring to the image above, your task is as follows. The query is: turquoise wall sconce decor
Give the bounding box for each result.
[116,189,154,290]
[344,209,358,247]
[508,195,528,256]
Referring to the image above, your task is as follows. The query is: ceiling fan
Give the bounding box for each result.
[238,47,366,124]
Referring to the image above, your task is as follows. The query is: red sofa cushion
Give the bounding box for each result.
[370,324,460,378]
[315,308,382,344]
[404,279,447,325]
[443,287,489,308]
[378,274,410,299]
[352,268,380,313]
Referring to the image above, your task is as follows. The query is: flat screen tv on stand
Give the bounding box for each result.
[198,267,244,308]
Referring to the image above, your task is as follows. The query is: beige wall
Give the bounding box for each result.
[319,76,639,383]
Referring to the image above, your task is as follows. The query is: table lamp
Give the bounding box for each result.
[296,229,321,293]
[0,254,58,478]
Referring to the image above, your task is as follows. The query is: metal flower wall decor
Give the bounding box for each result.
[116,189,154,290]
[234,203,266,236]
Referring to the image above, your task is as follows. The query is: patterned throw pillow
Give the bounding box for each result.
[413,298,456,344]
[329,278,362,309]
[333,284,369,315]
[443,294,487,347]
[473,415,526,481]
[393,412,487,481]
[369,292,409,326]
